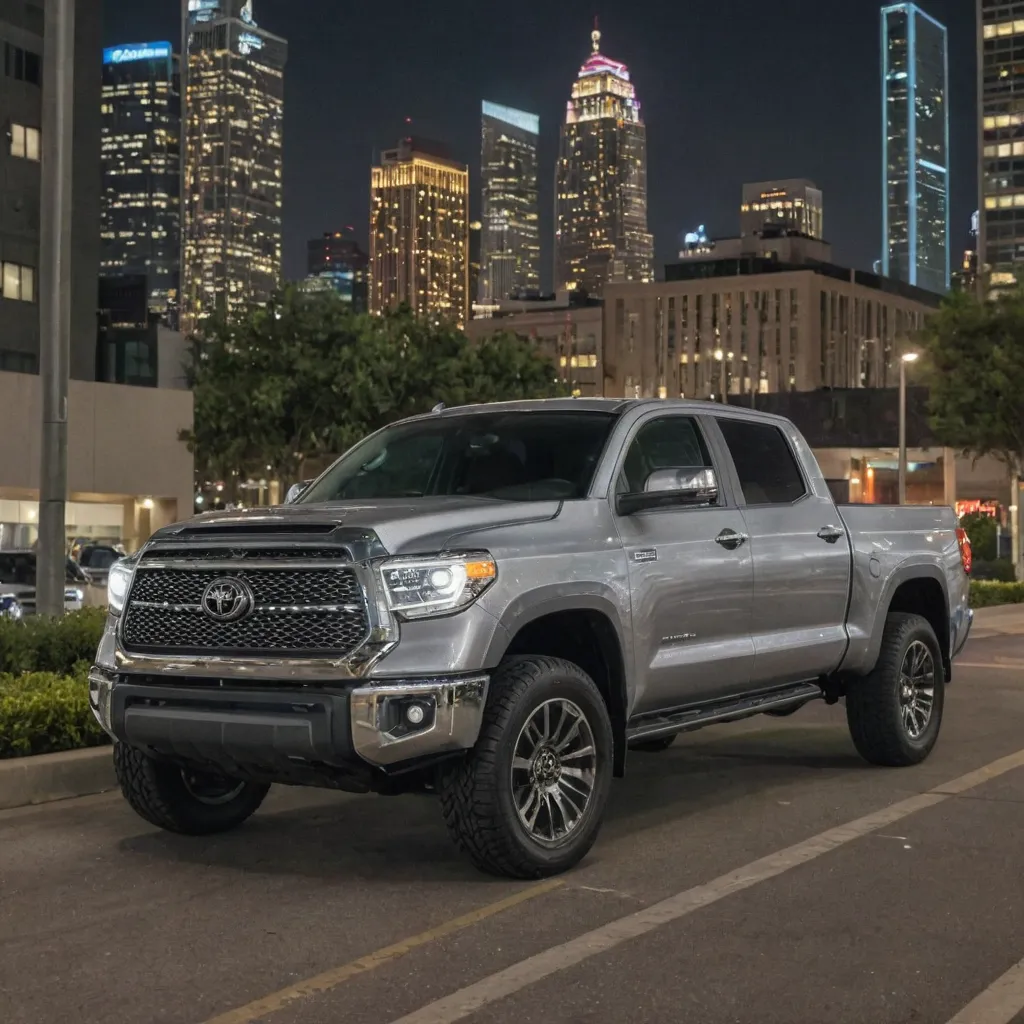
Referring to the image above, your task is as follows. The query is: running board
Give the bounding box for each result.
[626,682,823,743]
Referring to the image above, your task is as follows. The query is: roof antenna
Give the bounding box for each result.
[591,15,600,53]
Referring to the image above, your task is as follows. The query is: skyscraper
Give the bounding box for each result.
[181,0,286,332]
[881,3,950,294]
[101,42,181,326]
[555,24,653,298]
[740,180,824,241]
[479,101,540,303]
[305,231,368,311]
[978,1,1024,292]
[370,137,469,327]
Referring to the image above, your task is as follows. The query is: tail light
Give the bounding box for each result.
[955,527,972,575]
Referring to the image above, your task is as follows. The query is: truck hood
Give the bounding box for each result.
[150,496,564,556]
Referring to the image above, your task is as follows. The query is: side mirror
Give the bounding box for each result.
[284,480,312,504]
[616,467,719,515]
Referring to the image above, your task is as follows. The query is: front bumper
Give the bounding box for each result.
[88,667,489,775]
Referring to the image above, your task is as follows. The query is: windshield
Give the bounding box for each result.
[0,554,84,587]
[299,411,616,504]
[80,547,119,570]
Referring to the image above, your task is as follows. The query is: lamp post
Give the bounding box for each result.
[898,352,920,505]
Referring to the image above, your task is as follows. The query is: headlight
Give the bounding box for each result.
[107,556,137,615]
[0,594,22,620]
[64,588,84,603]
[378,552,497,620]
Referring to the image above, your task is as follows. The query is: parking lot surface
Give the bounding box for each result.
[2,630,1023,1024]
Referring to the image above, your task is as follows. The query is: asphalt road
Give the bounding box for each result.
[3,632,1024,1024]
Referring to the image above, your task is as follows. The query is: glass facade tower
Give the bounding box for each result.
[882,3,950,294]
[100,43,181,326]
[479,101,540,303]
[978,1,1024,291]
[370,137,469,328]
[181,0,286,332]
[555,25,653,297]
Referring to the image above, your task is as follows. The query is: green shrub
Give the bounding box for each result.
[0,607,106,676]
[970,580,1024,608]
[960,512,998,561]
[0,669,110,759]
[971,558,1017,582]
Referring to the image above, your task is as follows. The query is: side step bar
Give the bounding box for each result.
[626,681,823,744]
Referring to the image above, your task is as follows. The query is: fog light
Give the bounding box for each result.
[406,704,426,725]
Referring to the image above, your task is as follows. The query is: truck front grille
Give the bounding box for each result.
[121,566,370,655]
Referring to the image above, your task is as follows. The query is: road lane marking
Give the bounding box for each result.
[945,956,1024,1024]
[388,747,1024,1024]
[955,662,1024,670]
[199,879,562,1024]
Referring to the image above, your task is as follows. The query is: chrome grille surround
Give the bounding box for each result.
[120,558,372,656]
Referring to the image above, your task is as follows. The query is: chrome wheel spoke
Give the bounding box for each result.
[510,697,598,847]
[898,640,937,740]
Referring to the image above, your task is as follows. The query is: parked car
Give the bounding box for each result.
[0,551,90,615]
[75,544,125,587]
[90,399,972,877]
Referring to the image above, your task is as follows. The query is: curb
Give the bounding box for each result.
[0,745,116,811]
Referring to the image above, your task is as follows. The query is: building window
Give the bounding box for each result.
[0,348,37,374]
[4,43,41,85]
[1,262,35,302]
[10,123,40,160]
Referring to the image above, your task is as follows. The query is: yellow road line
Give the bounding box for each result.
[956,661,1024,670]
[199,878,563,1024]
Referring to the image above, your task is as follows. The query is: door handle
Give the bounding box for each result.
[817,526,844,544]
[715,528,748,550]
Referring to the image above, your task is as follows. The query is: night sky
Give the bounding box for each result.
[102,0,978,286]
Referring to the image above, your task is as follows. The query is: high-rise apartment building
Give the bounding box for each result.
[740,180,824,240]
[882,3,950,294]
[555,25,653,297]
[0,0,101,378]
[370,137,469,327]
[305,231,368,311]
[181,0,286,332]
[978,1,1024,291]
[479,101,540,303]
[101,42,181,326]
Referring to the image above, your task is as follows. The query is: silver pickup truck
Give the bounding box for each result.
[90,399,973,878]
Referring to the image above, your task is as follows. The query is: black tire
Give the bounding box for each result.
[113,743,270,836]
[846,612,945,767]
[628,734,676,752]
[438,655,613,879]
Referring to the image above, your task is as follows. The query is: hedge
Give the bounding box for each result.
[0,607,106,676]
[970,580,1024,608]
[0,669,110,759]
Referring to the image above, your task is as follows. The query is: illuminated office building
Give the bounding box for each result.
[305,231,368,311]
[740,180,823,240]
[554,24,653,297]
[978,1,1024,291]
[100,42,181,325]
[881,3,949,294]
[181,0,286,332]
[479,101,540,302]
[370,137,469,327]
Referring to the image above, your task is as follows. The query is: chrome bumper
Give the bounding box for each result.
[350,676,489,766]
[88,667,490,770]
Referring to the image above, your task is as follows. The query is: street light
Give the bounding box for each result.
[898,351,920,505]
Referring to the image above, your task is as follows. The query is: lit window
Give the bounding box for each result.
[2,262,34,301]
[9,123,40,160]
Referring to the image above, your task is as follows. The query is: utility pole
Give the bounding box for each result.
[37,0,75,617]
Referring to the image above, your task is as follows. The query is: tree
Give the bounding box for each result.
[921,287,1024,474]
[181,287,566,491]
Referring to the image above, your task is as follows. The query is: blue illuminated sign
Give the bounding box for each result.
[482,101,539,136]
[103,42,172,65]
[238,31,264,54]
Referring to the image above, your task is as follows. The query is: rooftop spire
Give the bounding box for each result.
[591,16,600,54]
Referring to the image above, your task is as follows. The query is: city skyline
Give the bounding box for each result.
[103,0,978,288]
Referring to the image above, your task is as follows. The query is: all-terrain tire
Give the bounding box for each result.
[113,743,269,835]
[846,612,945,767]
[628,734,676,752]
[438,656,613,879]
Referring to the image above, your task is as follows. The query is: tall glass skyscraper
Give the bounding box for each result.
[978,1,1024,292]
[881,3,950,294]
[479,101,540,303]
[555,25,653,297]
[181,0,286,332]
[100,43,181,326]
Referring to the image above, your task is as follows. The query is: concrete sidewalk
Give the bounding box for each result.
[972,604,1024,639]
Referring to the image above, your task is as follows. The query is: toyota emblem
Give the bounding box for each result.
[200,577,254,622]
